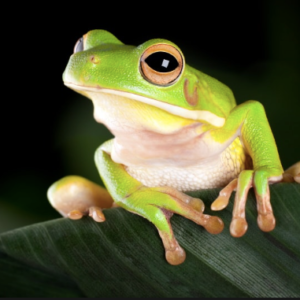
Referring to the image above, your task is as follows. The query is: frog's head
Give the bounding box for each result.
[63,30,235,133]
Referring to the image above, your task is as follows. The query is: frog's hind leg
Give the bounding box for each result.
[282,162,300,183]
[122,186,224,265]
[47,176,114,222]
[94,143,223,265]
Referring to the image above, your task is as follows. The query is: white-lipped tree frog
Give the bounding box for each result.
[48,30,300,265]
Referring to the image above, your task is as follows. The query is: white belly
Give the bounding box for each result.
[125,139,250,191]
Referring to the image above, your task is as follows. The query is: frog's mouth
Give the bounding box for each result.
[64,82,225,128]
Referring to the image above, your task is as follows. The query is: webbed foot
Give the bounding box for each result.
[120,186,224,265]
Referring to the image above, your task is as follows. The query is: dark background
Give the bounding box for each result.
[1,0,299,231]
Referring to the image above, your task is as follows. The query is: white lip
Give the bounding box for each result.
[64,82,225,127]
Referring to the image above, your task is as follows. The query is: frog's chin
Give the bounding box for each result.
[64,82,225,128]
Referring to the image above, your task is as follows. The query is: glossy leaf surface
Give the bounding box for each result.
[0,183,300,297]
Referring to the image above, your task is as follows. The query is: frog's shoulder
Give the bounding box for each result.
[184,64,236,118]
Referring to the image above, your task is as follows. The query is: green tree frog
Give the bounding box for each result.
[48,30,300,265]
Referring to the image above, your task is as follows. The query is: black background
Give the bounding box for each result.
[1,1,299,230]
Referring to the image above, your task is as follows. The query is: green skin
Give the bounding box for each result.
[50,30,289,265]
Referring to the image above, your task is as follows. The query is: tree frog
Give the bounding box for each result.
[48,30,300,265]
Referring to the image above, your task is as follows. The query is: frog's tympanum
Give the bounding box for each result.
[48,30,300,265]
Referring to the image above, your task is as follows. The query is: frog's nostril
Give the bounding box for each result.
[90,55,100,64]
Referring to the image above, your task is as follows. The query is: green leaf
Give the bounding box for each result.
[0,183,300,297]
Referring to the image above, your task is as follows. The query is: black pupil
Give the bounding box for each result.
[145,52,178,72]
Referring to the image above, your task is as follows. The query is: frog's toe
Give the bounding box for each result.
[89,206,106,222]
[67,210,83,220]
[65,206,105,222]
[229,170,253,237]
[254,176,276,232]
[211,195,230,211]
[166,246,186,266]
[257,212,275,232]
[283,162,300,183]
[230,217,248,237]
[204,215,224,234]
[158,228,186,265]
[188,197,205,212]
[211,178,238,211]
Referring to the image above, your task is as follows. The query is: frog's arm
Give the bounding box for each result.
[207,100,284,237]
[95,139,224,265]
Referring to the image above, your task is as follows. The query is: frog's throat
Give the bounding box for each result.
[64,82,225,127]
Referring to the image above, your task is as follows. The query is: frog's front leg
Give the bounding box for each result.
[208,100,284,237]
[212,162,300,236]
[212,170,275,237]
[96,140,224,265]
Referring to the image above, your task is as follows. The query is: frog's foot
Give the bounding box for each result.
[47,176,114,222]
[211,169,281,237]
[212,172,252,237]
[66,207,105,222]
[121,186,224,265]
[282,162,300,183]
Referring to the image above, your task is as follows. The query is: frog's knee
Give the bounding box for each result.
[47,175,113,219]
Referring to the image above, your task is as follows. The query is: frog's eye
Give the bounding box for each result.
[74,37,84,53]
[140,44,184,86]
